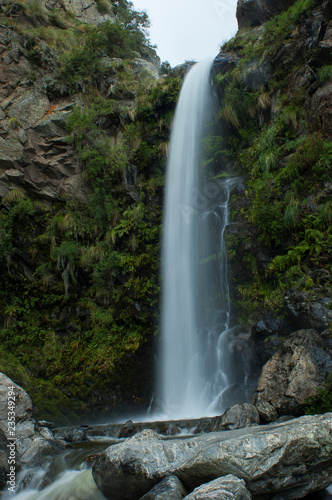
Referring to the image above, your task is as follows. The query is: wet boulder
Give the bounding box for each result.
[93,414,332,500]
[118,419,138,439]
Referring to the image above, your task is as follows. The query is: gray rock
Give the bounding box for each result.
[0,373,33,433]
[311,82,332,138]
[19,436,65,465]
[184,475,251,500]
[255,400,278,423]
[132,59,159,81]
[0,137,24,167]
[212,53,239,78]
[118,419,138,439]
[253,329,332,416]
[169,62,196,78]
[0,428,9,489]
[140,475,187,500]
[7,90,50,129]
[243,61,271,90]
[236,0,297,29]
[0,373,63,466]
[195,403,259,433]
[92,413,332,500]
[33,109,70,137]
[284,290,332,334]
[220,403,259,430]
[62,0,114,24]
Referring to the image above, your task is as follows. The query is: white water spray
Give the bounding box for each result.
[158,59,242,419]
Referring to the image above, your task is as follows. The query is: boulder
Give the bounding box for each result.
[253,329,332,416]
[132,59,159,81]
[284,290,332,333]
[118,419,138,439]
[184,475,251,500]
[255,400,279,423]
[0,373,64,465]
[0,373,33,432]
[140,475,187,500]
[194,403,259,433]
[92,413,332,500]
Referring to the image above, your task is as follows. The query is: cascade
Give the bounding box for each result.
[157,59,242,419]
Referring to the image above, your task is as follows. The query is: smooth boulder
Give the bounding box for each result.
[140,475,187,500]
[92,413,332,500]
[184,475,251,500]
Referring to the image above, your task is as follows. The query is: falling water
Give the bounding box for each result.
[158,59,242,419]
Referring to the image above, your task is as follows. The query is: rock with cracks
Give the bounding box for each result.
[92,413,332,500]
[253,329,332,416]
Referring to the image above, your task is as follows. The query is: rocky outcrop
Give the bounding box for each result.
[310,81,332,138]
[249,318,293,367]
[253,329,332,418]
[236,0,297,29]
[284,291,332,334]
[0,25,90,205]
[62,0,114,24]
[0,373,64,466]
[92,413,332,500]
[184,475,251,500]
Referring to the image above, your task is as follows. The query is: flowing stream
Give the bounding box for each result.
[157,59,242,419]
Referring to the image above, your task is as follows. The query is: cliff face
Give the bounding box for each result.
[0,0,331,422]
[212,0,332,404]
[0,0,176,423]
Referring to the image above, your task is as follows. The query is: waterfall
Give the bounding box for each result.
[157,59,241,419]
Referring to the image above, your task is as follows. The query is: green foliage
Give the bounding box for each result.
[219,79,258,130]
[304,372,332,414]
[58,17,150,88]
[95,0,111,14]
[160,61,171,75]
[259,0,317,57]
[317,65,332,84]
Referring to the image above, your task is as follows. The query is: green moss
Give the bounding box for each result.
[304,372,332,415]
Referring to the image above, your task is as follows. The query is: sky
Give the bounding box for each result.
[131,0,239,67]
